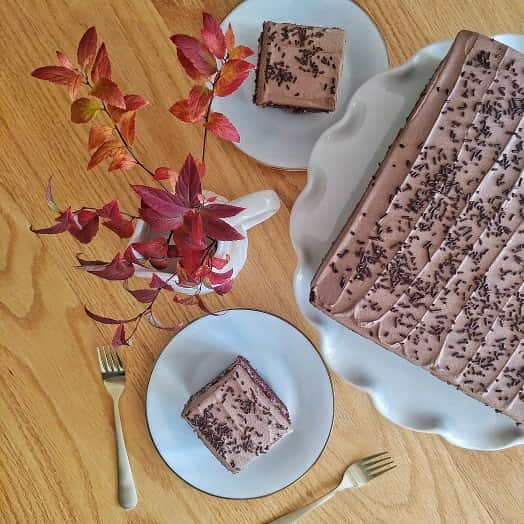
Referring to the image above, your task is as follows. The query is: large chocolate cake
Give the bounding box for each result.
[311,31,524,423]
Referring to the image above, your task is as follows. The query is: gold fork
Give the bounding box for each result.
[97,346,137,510]
[271,452,396,523]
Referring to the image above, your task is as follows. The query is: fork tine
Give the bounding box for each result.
[107,348,119,372]
[102,347,114,372]
[368,464,397,479]
[360,451,388,465]
[366,460,395,475]
[115,351,125,372]
[96,347,106,373]
[361,455,392,469]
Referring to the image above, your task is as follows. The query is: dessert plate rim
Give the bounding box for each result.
[145,308,334,499]
[290,34,524,451]
[211,0,389,170]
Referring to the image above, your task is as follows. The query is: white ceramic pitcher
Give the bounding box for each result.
[128,189,281,294]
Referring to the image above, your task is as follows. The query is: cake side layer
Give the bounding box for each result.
[311,31,524,423]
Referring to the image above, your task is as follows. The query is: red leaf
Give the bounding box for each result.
[88,125,113,150]
[214,279,233,295]
[195,159,206,179]
[169,85,212,123]
[56,50,74,69]
[167,244,179,258]
[154,167,177,181]
[124,94,149,111]
[90,78,126,109]
[214,59,254,97]
[119,111,136,145]
[112,323,129,348]
[71,97,100,124]
[91,43,112,83]
[229,45,254,60]
[174,154,202,208]
[224,23,235,52]
[171,34,217,76]
[209,268,234,284]
[150,273,174,290]
[173,294,197,306]
[30,207,75,235]
[132,237,168,259]
[132,185,187,217]
[204,112,240,142]
[189,212,205,249]
[45,178,61,213]
[85,307,126,325]
[67,73,84,100]
[77,27,97,69]
[87,140,120,169]
[202,12,226,59]
[108,150,137,171]
[211,255,229,269]
[31,66,78,84]
[125,285,158,303]
[77,255,107,269]
[201,214,244,241]
[202,203,244,218]
[85,253,134,280]
[139,207,184,232]
[70,209,99,244]
[175,48,208,83]
[98,201,134,238]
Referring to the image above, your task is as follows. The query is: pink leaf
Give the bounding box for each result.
[91,43,112,83]
[139,207,184,232]
[189,212,206,249]
[31,66,78,85]
[56,50,74,69]
[112,323,129,348]
[174,154,202,208]
[77,27,97,69]
[154,167,177,181]
[175,48,209,83]
[202,203,244,218]
[202,12,226,59]
[90,78,126,109]
[201,214,244,241]
[170,34,217,76]
[149,273,174,290]
[67,73,84,100]
[211,255,229,269]
[84,253,134,280]
[132,185,187,217]
[204,112,240,142]
[30,207,75,235]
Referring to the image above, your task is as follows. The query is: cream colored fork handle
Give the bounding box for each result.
[113,399,137,510]
[271,488,339,523]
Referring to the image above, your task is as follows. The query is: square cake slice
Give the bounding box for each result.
[254,21,345,112]
[182,356,292,473]
[311,31,524,423]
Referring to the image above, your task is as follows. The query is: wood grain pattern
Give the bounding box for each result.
[1,0,523,522]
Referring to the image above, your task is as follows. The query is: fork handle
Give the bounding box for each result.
[113,400,138,510]
[271,488,339,523]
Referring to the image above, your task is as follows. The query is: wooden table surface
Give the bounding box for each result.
[1,0,523,522]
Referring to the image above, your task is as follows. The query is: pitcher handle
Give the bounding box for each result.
[227,190,280,231]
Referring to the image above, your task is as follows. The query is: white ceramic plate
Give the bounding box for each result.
[146,309,334,498]
[290,35,524,450]
[212,0,388,170]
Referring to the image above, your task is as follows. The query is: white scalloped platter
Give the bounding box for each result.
[290,34,524,450]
